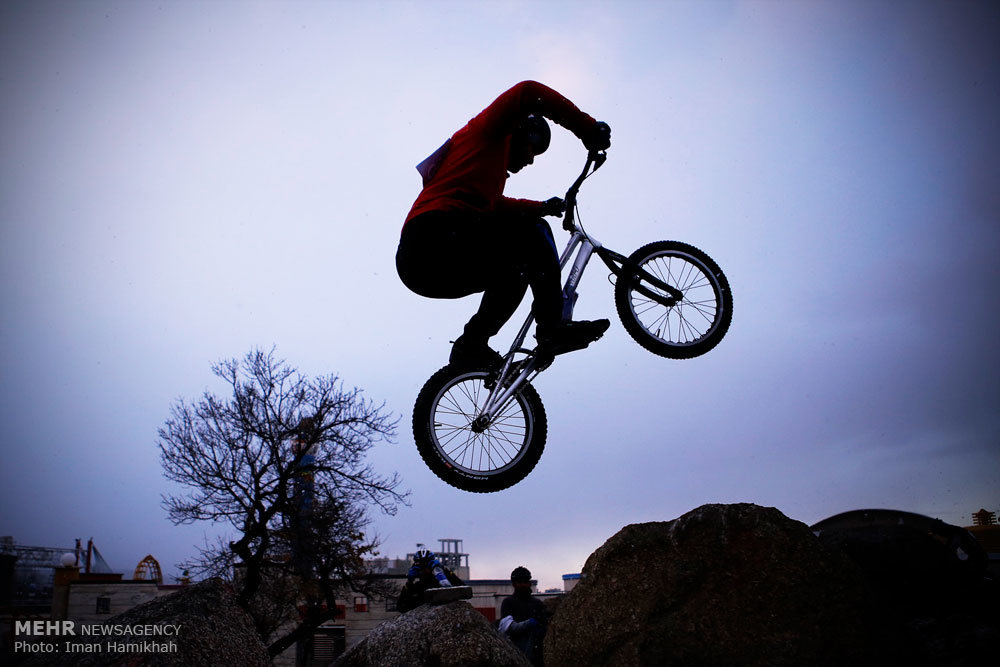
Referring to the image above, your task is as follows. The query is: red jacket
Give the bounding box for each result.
[404,81,597,225]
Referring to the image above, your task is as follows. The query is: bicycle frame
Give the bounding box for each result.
[471,152,683,431]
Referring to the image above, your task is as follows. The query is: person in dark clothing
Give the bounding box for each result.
[395,549,464,613]
[396,80,612,368]
[499,566,547,665]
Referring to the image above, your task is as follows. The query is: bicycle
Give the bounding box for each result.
[412,150,732,492]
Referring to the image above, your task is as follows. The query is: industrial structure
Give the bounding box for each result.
[967,508,1000,577]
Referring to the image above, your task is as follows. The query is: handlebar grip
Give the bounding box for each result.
[586,121,611,152]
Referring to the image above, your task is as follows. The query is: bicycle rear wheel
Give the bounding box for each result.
[412,364,547,493]
[614,240,732,359]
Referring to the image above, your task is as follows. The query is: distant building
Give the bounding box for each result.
[51,554,187,627]
[971,508,997,526]
[562,573,581,592]
[966,508,1000,577]
[0,536,111,615]
[0,536,129,658]
[3,535,578,666]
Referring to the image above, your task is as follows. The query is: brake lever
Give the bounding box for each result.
[591,150,607,170]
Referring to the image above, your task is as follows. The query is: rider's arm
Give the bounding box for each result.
[482,80,598,143]
[497,195,564,217]
[496,196,546,216]
[486,81,603,218]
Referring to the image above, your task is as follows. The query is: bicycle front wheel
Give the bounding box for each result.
[615,240,732,359]
[412,365,547,493]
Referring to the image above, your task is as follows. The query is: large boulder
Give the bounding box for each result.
[22,578,269,667]
[544,503,871,667]
[812,509,998,664]
[812,508,989,609]
[332,600,530,667]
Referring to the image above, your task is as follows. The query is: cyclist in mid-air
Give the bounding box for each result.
[396,80,612,367]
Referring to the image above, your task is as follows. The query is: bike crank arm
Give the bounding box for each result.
[596,247,683,305]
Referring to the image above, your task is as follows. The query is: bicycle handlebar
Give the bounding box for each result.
[562,150,606,232]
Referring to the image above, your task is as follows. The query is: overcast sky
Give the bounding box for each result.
[2,0,998,592]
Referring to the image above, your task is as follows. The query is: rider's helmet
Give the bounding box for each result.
[413,549,435,567]
[510,566,532,583]
[513,114,551,155]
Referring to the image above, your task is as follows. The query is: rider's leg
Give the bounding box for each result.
[460,216,560,342]
[451,283,522,367]
[451,218,564,366]
[462,275,527,341]
[396,212,483,299]
[511,217,610,354]
[397,211,509,367]
[397,211,607,361]
[517,217,564,331]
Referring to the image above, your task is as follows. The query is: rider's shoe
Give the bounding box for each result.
[449,335,503,369]
[535,318,611,356]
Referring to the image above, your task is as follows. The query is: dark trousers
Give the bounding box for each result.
[396,209,562,340]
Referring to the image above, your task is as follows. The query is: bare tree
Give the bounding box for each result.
[158,348,407,657]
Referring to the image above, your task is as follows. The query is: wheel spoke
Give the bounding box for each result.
[627,250,721,346]
[431,375,530,474]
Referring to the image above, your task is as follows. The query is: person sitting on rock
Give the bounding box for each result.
[499,566,547,665]
[396,548,465,613]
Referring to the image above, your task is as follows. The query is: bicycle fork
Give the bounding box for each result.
[471,231,596,430]
[471,316,540,432]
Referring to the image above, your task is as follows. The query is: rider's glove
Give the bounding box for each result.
[407,565,421,579]
[584,121,611,152]
[542,196,565,218]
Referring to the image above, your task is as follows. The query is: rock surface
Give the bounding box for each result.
[544,503,871,667]
[331,600,530,667]
[22,578,269,667]
[813,508,998,665]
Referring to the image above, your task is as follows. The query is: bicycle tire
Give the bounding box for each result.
[412,364,547,493]
[614,240,732,359]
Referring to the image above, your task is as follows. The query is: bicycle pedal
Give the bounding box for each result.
[531,349,555,368]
